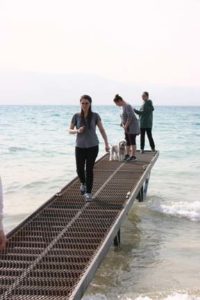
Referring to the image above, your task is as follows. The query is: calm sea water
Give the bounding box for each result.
[0,105,200,300]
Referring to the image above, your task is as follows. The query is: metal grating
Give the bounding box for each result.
[0,151,159,300]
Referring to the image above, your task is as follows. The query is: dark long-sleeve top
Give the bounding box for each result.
[134,100,154,128]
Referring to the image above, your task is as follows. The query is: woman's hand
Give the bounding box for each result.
[0,230,7,251]
[105,144,110,152]
[124,124,129,132]
[77,126,85,134]
[69,123,85,135]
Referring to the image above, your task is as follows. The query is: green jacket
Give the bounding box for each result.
[134,100,154,128]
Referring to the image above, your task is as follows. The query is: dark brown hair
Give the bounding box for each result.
[113,94,123,103]
[143,91,149,98]
[80,95,93,128]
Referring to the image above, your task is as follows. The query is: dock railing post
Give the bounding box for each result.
[137,186,144,202]
[114,229,121,247]
[143,172,150,198]
[137,172,151,202]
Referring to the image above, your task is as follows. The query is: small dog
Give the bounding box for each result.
[109,144,119,161]
[118,140,126,161]
[109,140,126,161]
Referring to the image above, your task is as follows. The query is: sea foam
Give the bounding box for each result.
[135,293,200,300]
[149,199,200,222]
[83,293,200,300]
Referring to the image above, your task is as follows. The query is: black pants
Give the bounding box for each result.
[140,128,155,150]
[125,133,137,146]
[75,146,99,193]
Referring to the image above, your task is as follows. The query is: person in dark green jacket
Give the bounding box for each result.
[134,91,155,153]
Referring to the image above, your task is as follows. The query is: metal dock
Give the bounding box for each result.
[0,151,159,300]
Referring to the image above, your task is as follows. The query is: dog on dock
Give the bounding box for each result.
[109,140,126,161]
[118,140,126,161]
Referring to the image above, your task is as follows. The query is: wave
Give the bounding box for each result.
[83,295,107,300]
[22,180,49,190]
[148,197,200,222]
[51,113,60,117]
[9,146,29,152]
[83,293,200,300]
[7,146,68,156]
[135,293,200,300]
[5,180,48,194]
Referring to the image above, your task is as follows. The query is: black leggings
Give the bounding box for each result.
[140,128,155,150]
[125,133,137,146]
[75,146,99,193]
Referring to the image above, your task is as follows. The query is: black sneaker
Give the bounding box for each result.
[123,154,130,161]
[127,156,137,161]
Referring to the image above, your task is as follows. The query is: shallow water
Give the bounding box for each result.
[0,105,200,299]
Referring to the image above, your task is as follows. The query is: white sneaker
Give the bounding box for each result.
[84,193,93,202]
[80,184,86,195]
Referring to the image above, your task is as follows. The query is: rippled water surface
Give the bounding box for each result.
[0,105,200,299]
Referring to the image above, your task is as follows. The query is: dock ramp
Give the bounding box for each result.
[0,151,159,300]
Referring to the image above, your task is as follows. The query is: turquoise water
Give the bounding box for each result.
[0,105,200,300]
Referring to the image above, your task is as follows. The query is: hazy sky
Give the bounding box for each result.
[1,0,200,104]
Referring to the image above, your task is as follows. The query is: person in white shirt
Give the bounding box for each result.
[0,177,7,250]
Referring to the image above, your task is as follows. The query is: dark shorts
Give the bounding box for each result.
[125,133,137,146]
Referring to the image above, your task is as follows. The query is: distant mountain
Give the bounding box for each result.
[0,71,200,105]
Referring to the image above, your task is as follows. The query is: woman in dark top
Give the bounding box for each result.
[134,91,156,153]
[69,95,109,201]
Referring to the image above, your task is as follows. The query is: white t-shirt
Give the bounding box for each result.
[0,177,3,230]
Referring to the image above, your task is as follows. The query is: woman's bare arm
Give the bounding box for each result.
[97,120,109,152]
[68,123,85,134]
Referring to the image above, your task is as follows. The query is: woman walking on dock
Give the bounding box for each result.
[69,95,109,202]
[113,94,140,161]
[134,91,156,153]
[0,177,7,250]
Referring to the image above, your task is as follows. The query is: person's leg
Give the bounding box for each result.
[146,128,155,150]
[75,147,86,185]
[126,146,130,155]
[124,133,130,159]
[140,128,145,150]
[129,134,137,157]
[126,134,137,160]
[85,146,99,193]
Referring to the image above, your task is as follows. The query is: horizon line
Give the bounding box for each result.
[0,104,199,107]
